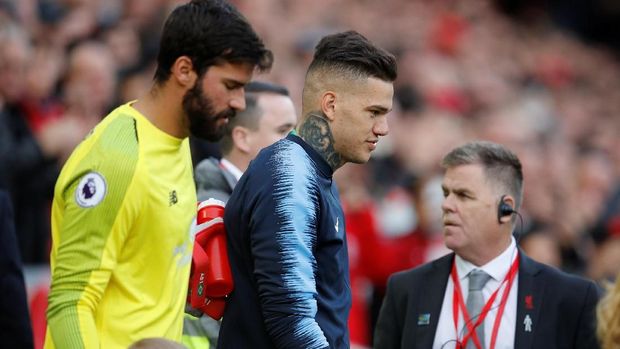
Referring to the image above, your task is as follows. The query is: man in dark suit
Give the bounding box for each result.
[0,189,34,348]
[184,81,296,348]
[375,141,600,349]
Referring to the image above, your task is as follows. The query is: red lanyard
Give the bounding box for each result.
[451,255,519,349]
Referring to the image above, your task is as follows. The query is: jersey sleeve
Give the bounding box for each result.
[46,116,140,348]
[246,147,329,349]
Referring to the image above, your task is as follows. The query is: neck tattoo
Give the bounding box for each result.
[298,111,343,170]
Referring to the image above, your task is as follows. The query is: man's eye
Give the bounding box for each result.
[225,82,242,90]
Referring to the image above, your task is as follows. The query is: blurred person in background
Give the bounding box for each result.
[44,1,272,348]
[219,30,397,348]
[0,21,59,264]
[119,67,155,103]
[0,189,34,348]
[37,41,118,163]
[518,227,562,269]
[375,141,600,349]
[589,217,620,285]
[183,80,296,348]
[337,166,437,347]
[102,20,143,77]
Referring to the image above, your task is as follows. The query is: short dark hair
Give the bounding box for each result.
[441,141,524,209]
[307,30,397,82]
[154,0,273,83]
[219,81,290,155]
[244,81,289,96]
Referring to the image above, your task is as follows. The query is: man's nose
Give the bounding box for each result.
[441,195,454,213]
[230,89,246,111]
[373,116,389,136]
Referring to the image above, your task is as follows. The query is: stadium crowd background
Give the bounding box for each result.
[1,0,619,347]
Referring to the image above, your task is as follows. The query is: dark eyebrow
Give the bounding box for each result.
[367,105,391,114]
[442,186,474,196]
[225,79,247,88]
[454,188,476,198]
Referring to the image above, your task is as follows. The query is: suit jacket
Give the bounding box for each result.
[374,251,600,349]
[0,190,34,348]
[194,157,237,203]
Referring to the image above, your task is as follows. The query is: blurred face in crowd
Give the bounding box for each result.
[0,37,29,103]
[244,93,297,159]
[520,231,561,268]
[441,163,504,264]
[184,62,254,141]
[330,76,393,164]
[66,43,117,114]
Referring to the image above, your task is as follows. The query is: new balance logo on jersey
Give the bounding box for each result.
[169,190,178,206]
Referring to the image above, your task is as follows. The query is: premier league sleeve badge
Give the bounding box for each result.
[75,171,107,208]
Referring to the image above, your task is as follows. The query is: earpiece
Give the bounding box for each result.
[497,195,515,223]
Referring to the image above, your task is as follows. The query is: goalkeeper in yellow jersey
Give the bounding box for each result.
[44,1,272,348]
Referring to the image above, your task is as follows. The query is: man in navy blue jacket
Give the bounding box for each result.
[219,31,397,348]
[185,82,296,347]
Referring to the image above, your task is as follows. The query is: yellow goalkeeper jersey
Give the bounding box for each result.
[45,102,196,349]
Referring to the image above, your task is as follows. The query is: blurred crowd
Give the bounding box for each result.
[1,0,619,347]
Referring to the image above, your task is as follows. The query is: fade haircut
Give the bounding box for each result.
[219,81,290,155]
[441,141,524,209]
[307,30,397,82]
[154,0,273,83]
[302,31,397,114]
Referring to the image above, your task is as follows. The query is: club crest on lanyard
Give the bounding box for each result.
[525,294,534,310]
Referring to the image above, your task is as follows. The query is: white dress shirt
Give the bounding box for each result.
[432,238,519,349]
[220,158,244,181]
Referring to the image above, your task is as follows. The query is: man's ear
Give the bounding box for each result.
[232,126,251,153]
[320,91,337,121]
[171,56,197,88]
[498,195,517,224]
